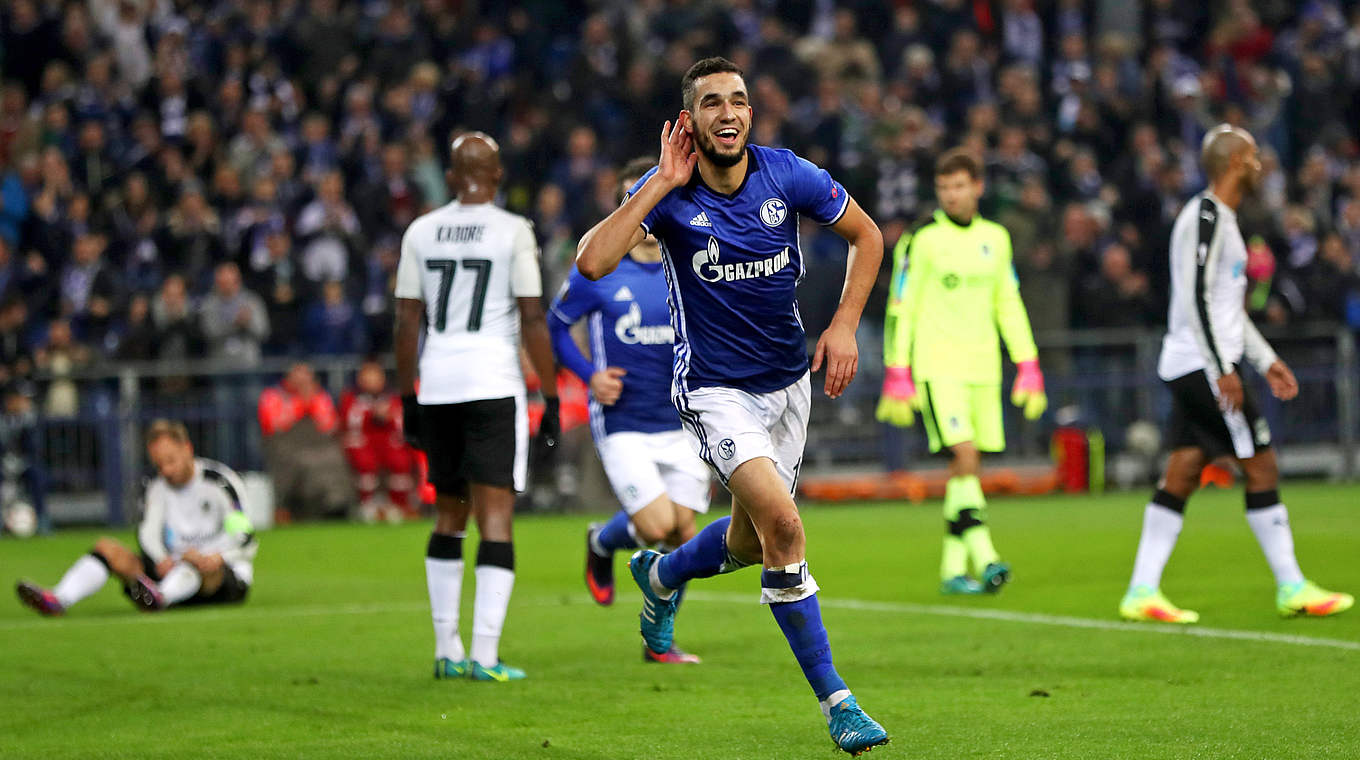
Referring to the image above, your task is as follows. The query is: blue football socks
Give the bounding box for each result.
[767,590,848,702]
[594,509,637,555]
[656,516,733,590]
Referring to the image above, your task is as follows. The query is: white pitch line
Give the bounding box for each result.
[685,591,1360,652]
[5,593,1358,653]
[0,601,428,632]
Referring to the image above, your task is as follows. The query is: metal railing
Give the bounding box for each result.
[19,326,1360,525]
[808,324,1357,478]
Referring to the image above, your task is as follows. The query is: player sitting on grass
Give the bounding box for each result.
[549,157,710,664]
[577,57,889,756]
[877,148,1046,595]
[16,420,256,615]
[1119,124,1352,623]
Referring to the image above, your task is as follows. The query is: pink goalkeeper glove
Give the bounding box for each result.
[1011,359,1047,420]
[875,367,918,427]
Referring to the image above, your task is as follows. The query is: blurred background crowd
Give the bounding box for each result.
[3,0,1360,386]
[3,0,1360,522]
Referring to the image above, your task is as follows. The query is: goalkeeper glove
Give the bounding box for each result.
[875,366,918,427]
[1011,359,1047,420]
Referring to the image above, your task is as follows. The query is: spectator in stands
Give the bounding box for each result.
[60,231,120,342]
[148,273,199,394]
[34,319,89,418]
[0,296,33,383]
[549,126,604,227]
[230,175,287,271]
[1308,233,1360,326]
[201,261,268,367]
[339,359,415,522]
[202,260,268,459]
[251,229,304,356]
[295,170,361,283]
[113,292,156,361]
[226,108,286,181]
[0,155,29,248]
[1077,243,1159,329]
[302,280,364,356]
[355,142,422,240]
[162,185,221,288]
[150,274,200,361]
[296,111,340,187]
[257,362,353,521]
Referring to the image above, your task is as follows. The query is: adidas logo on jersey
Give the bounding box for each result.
[613,286,634,301]
[689,211,712,227]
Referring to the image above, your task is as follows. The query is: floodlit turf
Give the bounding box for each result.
[2,483,1358,759]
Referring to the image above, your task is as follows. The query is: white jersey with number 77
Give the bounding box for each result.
[394,200,543,405]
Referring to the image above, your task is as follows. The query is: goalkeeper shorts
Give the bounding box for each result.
[919,380,1004,454]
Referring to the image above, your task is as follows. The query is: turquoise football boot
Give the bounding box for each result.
[469,661,527,682]
[981,561,1011,593]
[826,695,889,756]
[433,657,469,679]
[940,575,985,595]
[629,549,680,655]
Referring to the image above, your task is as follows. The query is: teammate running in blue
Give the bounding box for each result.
[549,157,710,664]
[577,58,888,755]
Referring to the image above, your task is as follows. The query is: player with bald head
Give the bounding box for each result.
[1119,124,1352,624]
[395,131,560,681]
[448,131,502,198]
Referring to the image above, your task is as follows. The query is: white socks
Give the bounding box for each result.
[1131,489,1307,591]
[648,560,676,600]
[426,556,466,662]
[470,565,515,668]
[1246,503,1304,586]
[426,531,467,663]
[820,689,852,721]
[1129,502,1184,590]
[53,554,109,608]
[159,563,203,605]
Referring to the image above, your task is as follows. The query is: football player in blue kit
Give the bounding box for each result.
[549,157,711,664]
[577,58,889,755]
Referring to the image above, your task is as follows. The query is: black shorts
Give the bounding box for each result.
[421,397,524,494]
[1165,367,1272,460]
[125,553,251,607]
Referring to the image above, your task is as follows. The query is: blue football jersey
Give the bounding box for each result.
[550,254,680,436]
[627,145,849,395]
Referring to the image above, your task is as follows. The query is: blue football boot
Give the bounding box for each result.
[469,661,527,682]
[433,657,469,679]
[827,695,890,755]
[629,549,680,655]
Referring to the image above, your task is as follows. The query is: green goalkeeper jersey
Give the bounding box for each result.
[883,209,1037,384]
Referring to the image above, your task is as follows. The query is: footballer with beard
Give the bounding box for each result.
[577,57,889,755]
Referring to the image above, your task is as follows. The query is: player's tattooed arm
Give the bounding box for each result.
[577,114,696,280]
[812,195,883,399]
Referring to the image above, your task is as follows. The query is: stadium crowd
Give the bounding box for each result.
[1,0,1359,403]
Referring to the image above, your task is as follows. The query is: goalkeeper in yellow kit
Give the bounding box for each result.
[877,149,1047,595]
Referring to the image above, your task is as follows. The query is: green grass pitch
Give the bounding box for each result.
[3,483,1358,759]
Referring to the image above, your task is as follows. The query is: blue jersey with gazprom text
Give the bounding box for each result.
[549,255,680,436]
[627,145,849,396]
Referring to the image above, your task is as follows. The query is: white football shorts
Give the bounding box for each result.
[673,372,809,492]
[596,429,712,515]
